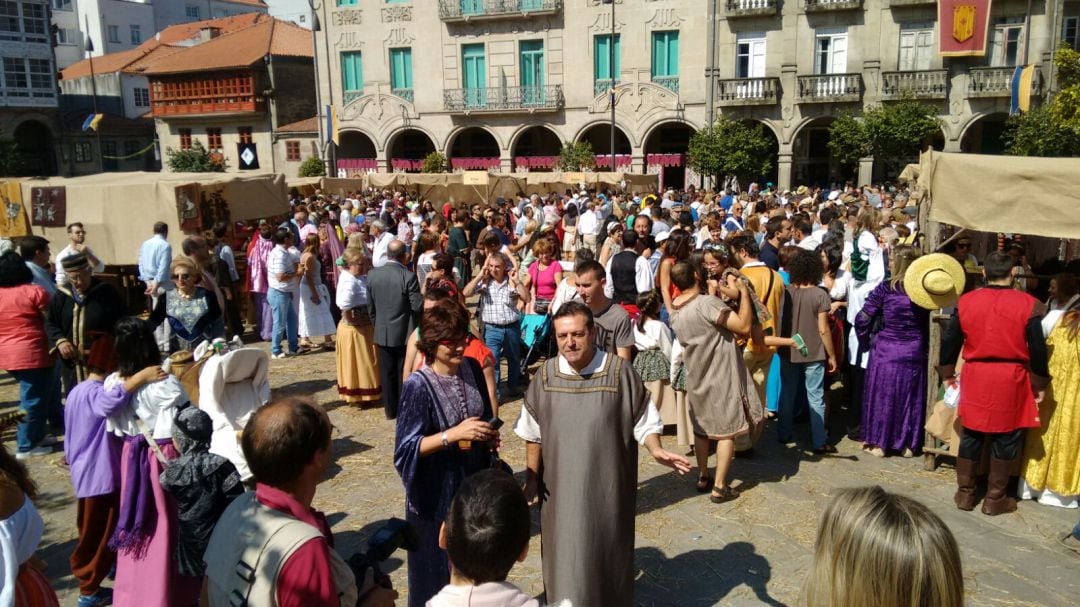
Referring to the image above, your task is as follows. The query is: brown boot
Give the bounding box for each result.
[954,457,979,511]
[981,456,1018,516]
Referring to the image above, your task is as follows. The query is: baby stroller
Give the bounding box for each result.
[197,346,271,482]
[519,313,553,378]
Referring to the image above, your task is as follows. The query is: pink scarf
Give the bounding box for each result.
[247,234,275,293]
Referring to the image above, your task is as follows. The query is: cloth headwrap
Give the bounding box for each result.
[62,252,89,272]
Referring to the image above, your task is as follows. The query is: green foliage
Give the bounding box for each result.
[298,156,326,177]
[826,112,871,166]
[862,99,941,160]
[686,116,773,183]
[421,151,447,173]
[1006,45,1080,157]
[165,140,226,172]
[0,139,21,177]
[557,141,596,171]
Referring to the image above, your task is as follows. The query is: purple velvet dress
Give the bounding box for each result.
[856,282,930,453]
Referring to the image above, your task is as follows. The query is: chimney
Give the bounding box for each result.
[199,27,221,42]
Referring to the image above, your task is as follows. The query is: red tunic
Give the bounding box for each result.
[956,288,1042,433]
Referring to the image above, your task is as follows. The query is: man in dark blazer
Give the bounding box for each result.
[367,239,421,419]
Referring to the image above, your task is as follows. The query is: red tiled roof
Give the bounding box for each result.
[220,0,267,6]
[61,46,149,80]
[153,12,266,45]
[140,17,312,76]
[277,116,318,133]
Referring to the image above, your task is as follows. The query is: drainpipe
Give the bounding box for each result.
[265,54,277,173]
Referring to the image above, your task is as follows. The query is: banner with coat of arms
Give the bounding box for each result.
[938,0,993,57]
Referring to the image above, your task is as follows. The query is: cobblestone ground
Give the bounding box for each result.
[3,346,1078,606]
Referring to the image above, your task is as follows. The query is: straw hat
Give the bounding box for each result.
[904,253,965,310]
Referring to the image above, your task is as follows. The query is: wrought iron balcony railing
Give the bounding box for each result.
[343,90,363,105]
[880,70,948,100]
[594,79,619,97]
[716,77,781,106]
[391,88,414,103]
[443,85,563,113]
[797,73,862,102]
[652,76,680,94]
[438,0,562,21]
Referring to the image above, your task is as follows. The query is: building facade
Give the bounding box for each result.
[1,0,60,175]
[314,0,1075,190]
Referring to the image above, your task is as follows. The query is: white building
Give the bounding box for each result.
[264,0,312,28]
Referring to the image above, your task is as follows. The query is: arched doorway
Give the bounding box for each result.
[388,129,436,172]
[578,123,630,170]
[644,121,695,190]
[337,130,377,175]
[741,120,780,187]
[512,126,561,172]
[448,127,501,171]
[961,113,1009,155]
[14,120,55,176]
[792,117,843,187]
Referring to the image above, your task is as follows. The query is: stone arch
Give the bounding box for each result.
[510,125,564,172]
[959,112,1010,155]
[445,125,504,157]
[386,127,438,171]
[508,124,564,156]
[338,129,378,159]
[13,118,55,176]
[790,116,842,186]
[573,120,636,151]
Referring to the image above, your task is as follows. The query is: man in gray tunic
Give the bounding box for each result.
[514,301,690,606]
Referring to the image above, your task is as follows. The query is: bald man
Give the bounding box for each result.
[367,239,422,419]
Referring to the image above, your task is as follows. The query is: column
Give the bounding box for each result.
[858,156,874,185]
[777,151,793,192]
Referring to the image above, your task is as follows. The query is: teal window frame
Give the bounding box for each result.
[336,0,358,6]
[651,31,680,78]
[389,47,413,90]
[341,51,363,93]
[594,33,621,82]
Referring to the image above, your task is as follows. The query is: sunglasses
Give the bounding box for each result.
[172,273,192,280]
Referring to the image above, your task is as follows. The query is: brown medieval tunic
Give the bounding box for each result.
[520,352,650,607]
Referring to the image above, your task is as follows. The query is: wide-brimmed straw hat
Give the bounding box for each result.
[904,253,965,310]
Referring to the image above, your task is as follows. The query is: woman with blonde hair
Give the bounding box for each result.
[335,247,381,406]
[522,236,562,316]
[807,485,963,607]
[298,234,336,351]
[149,255,221,353]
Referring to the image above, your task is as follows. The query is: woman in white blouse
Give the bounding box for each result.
[335,247,382,406]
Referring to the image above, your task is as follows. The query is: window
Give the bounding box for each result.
[74,142,93,163]
[185,5,200,20]
[389,48,413,93]
[989,18,1024,67]
[124,140,139,157]
[2,57,27,95]
[650,31,679,78]
[206,128,223,152]
[51,0,72,9]
[1065,16,1080,51]
[179,128,192,150]
[0,3,19,39]
[107,25,120,44]
[56,28,79,44]
[337,0,357,5]
[286,140,301,161]
[133,87,150,107]
[736,33,766,78]
[238,127,253,144]
[130,24,141,45]
[814,28,847,75]
[21,2,46,41]
[27,58,51,95]
[461,43,486,107]
[594,34,621,88]
[899,23,934,71]
[341,51,363,93]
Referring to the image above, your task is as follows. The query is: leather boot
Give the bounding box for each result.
[953,457,979,511]
[981,456,1018,516]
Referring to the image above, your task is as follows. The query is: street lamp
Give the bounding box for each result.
[307,0,335,176]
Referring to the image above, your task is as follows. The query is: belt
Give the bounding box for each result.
[483,319,520,328]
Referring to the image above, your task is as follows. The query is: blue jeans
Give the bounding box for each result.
[484,320,522,396]
[778,359,827,449]
[267,288,299,355]
[1073,516,1080,540]
[10,366,58,452]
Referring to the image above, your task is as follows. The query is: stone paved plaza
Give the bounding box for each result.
[4,347,1078,606]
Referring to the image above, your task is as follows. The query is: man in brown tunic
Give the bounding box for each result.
[514,301,690,606]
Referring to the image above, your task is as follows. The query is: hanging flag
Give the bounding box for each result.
[325,104,339,146]
[1010,65,1035,115]
[81,113,104,131]
[937,0,993,57]
[237,142,260,170]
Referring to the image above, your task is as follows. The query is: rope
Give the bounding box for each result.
[102,141,156,160]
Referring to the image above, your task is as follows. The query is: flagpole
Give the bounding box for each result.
[85,15,104,173]
[1021,0,1033,66]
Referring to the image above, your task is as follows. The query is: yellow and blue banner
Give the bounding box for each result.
[1010,65,1035,115]
[325,105,339,146]
[81,113,104,131]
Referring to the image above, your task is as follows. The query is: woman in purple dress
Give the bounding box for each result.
[856,245,929,457]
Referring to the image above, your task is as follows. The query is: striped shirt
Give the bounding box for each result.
[267,245,300,292]
[477,277,520,326]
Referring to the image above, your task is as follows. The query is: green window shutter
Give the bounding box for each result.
[390,48,412,89]
[341,51,362,92]
[668,32,679,77]
[651,31,679,77]
[594,34,621,81]
[336,0,357,6]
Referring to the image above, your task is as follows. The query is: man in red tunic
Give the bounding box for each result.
[940,251,1049,515]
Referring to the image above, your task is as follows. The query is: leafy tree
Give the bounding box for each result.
[1050,45,1080,134]
[686,116,773,184]
[862,99,941,161]
[0,139,21,177]
[166,140,226,172]
[1005,45,1080,156]
[298,156,326,177]
[421,151,447,173]
[557,141,596,171]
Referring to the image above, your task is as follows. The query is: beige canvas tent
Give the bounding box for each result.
[14,171,288,265]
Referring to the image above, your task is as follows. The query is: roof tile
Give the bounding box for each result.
[277,116,318,133]
[141,18,312,76]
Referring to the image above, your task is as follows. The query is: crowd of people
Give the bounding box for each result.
[0,176,1077,606]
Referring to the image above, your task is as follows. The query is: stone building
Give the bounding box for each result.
[1,0,60,176]
[313,0,1075,190]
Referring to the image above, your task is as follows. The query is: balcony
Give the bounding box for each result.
[652,76,680,94]
[716,77,781,106]
[804,0,862,11]
[443,85,563,113]
[881,69,948,100]
[968,66,1042,98]
[888,0,935,5]
[150,73,264,117]
[392,88,414,103]
[797,73,862,103]
[343,90,363,105]
[726,0,778,17]
[438,0,562,22]
[594,79,619,97]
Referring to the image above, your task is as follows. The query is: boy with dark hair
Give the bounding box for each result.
[429,469,540,606]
